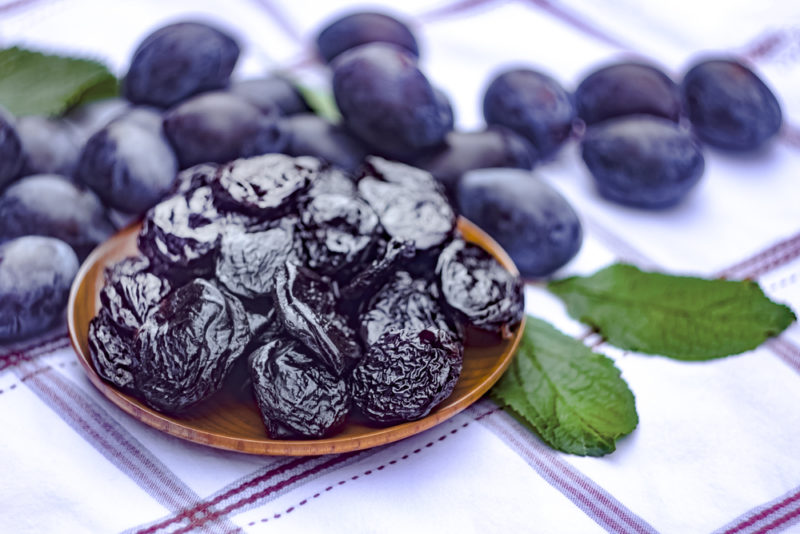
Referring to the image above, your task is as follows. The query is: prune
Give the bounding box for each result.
[316,11,419,63]
[171,162,219,195]
[99,256,171,333]
[300,193,380,277]
[333,43,450,158]
[350,328,463,424]
[0,106,23,190]
[229,76,311,116]
[681,58,782,151]
[580,115,705,208]
[0,174,116,259]
[305,166,357,198]
[134,278,251,413]
[412,127,538,201]
[163,92,287,169]
[75,114,178,214]
[137,186,222,277]
[0,236,79,341]
[574,61,682,125]
[17,115,81,177]
[360,155,441,193]
[457,168,582,277]
[124,21,240,108]
[212,153,314,218]
[272,262,362,376]
[483,68,575,158]
[339,238,415,302]
[281,113,368,174]
[88,309,136,392]
[249,338,348,438]
[436,239,524,334]
[434,88,455,133]
[215,225,296,299]
[360,271,458,345]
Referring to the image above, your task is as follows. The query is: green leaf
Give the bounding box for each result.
[491,316,638,456]
[295,83,341,123]
[0,46,118,116]
[548,263,796,361]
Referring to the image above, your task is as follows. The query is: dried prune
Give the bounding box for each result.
[350,328,463,424]
[273,262,361,376]
[99,256,171,333]
[436,239,524,335]
[305,166,357,199]
[212,154,315,218]
[171,162,218,195]
[339,237,415,302]
[249,338,349,438]
[300,193,380,277]
[134,279,251,413]
[88,309,136,393]
[360,271,459,345]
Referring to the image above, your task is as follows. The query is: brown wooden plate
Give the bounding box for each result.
[68,218,524,456]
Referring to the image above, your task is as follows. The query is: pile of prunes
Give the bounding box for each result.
[88,153,524,439]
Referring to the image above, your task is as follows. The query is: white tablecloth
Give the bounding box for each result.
[2,0,800,532]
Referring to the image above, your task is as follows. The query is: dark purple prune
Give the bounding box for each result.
[212,153,315,218]
[75,114,178,214]
[215,225,296,299]
[88,308,136,393]
[457,168,582,278]
[316,11,419,64]
[163,92,288,169]
[273,262,361,376]
[249,338,349,438]
[305,166,357,199]
[0,174,116,259]
[124,21,240,108]
[137,186,222,277]
[0,106,24,190]
[300,193,380,277]
[339,238,415,302]
[412,127,538,202]
[333,43,450,159]
[575,61,682,125]
[0,236,79,341]
[681,58,782,151]
[281,113,368,174]
[17,115,81,177]
[229,76,311,116]
[360,271,459,346]
[170,162,219,195]
[350,328,463,424]
[483,68,575,158]
[580,115,705,208]
[134,278,251,413]
[99,256,171,333]
[436,239,524,335]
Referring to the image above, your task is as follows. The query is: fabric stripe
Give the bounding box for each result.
[518,0,628,49]
[247,0,302,42]
[0,328,69,361]
[715,232,800,280]
[714,487,800,534]
[417,0,504,22]
[764,338,800,375]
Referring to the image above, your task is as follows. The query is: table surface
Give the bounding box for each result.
[2,1,800,533]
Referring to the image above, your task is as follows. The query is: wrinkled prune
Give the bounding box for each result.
[229,76,311,116]
[88,309,136,392]
[0,106,23,189]
[281,113,368,174]
[215,225,296,299]
[124,21,240,108]
[300,193,380,277]
[212,154,315,218]
[135,279,251,413]
[171,162,219,195]
[483,68,575,158]
[457,168,582,277]
[99,256,171,332]
[0,174,116,259]
[305,166,357,199]
[681,58,782,151]
[575,61,682,125]
[17,115,81,177]
[360,271,458,345]
[273,262,361,376]
[0,236,79,341]
[580,115,705,208]
[436,239,524,334]
[249,338,349,438]
[339,238,415,302]
[350,328,463,424]
[316,11,419,63]
[359,155,441,194]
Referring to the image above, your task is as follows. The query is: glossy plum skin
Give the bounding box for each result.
[0,174,115,259]
[0,107,23,190]
[333,43,450,159]
[17,116,82,177]
[316,11,419,63]
[0,236,79,341]
[574,61,682,125]
[229,76,311,116]
[681,58,782,151]
[457,168,582,278]
[75,113,178,214]
[124,21,240,108]
[280,113,368,174]
[163,91,287,168]
[581,115,705,208]
[483,68,575,159]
